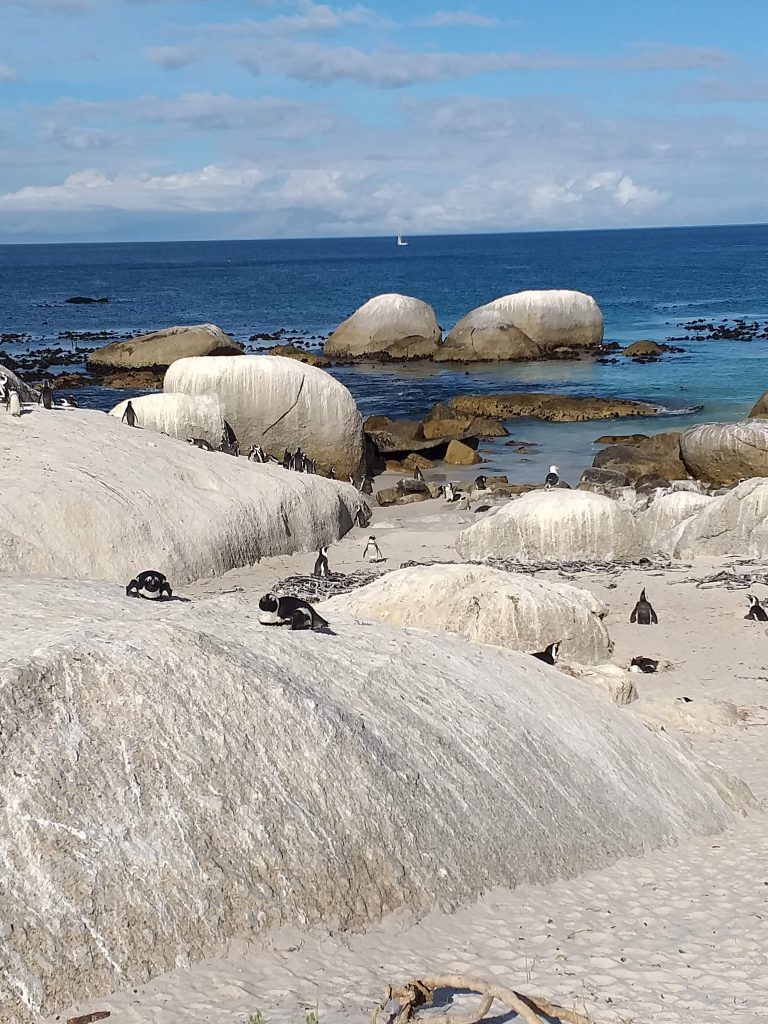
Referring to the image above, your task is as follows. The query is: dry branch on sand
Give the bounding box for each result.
[370,976,595,1024]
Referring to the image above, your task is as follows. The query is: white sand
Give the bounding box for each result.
[49,491,768,1024]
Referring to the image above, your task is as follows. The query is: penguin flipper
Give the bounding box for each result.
[630,606,637,623]
[650,607,658,624]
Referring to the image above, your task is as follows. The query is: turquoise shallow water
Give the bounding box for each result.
[1,223,767,482]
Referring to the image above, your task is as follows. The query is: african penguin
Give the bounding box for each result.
[630,656,659,674]
[544,465,559,490]
[187,437,214,451]
[258,593,330,631]
[361,476,373,495]
[40,384,53,410]
[219,421,239,456]
[630,589,658,625]
[282,448,292,470]
[126,570,173,600]
[474,475,487,490]
[413,465,424,482]
[745,594,768,621]
[248,443,267,463]
[531,641,561,665]
[362,535,383,563]
[328,466,336,479]
[0,375,8,405]
[444,482,457,503]
[121,400,137,427]
[313,546,330,578]
[58,396,79,408]
[8,390,21,417]
[355,503,371,528]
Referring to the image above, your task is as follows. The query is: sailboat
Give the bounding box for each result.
[396,232,409,247]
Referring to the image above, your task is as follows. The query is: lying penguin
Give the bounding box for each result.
[745,594,768,622]
[530,640,561,665]
[126,570,173,600]
[258,593,332,632]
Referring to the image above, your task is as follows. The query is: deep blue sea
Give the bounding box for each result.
[2,224,767,482]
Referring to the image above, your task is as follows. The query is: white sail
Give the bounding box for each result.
[397,232,409,247]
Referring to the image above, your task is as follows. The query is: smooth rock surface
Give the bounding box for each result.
[442,392,659,422]
[444,439,482,465]
[0,363,39,402]
[321,564,612,664]
[439,289,603,360]
[324,294,441,360]
[637,490,714,554]
[0,408,361,583]
[675,478,768,558]
[558,661,638,705]
[164,355,365,476]
[88,323,242,371]
[593,432,688,483]
[108,393,226,446]
[0,578,739,1022]
[680,420,768,486]
[456,488,640,562]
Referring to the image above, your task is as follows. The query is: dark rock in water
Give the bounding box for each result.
[435,392,660,423]
[594,433,650,446]
[674,317,768,342]
[65,296,110,304]
[593,432,687,484]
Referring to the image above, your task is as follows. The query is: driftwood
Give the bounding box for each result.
[370,976,594,1024]
[271,569,382,603]
[399,556,683,577]
[67,1012,110,1024]
[675,567,768,591]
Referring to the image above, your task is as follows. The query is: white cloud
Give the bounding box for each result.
[417,10,503,28]
[0,63,19,82]
[621,43,738,71]
[144,45,200,69]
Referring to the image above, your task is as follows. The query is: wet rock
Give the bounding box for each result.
[593,433,687,484]
[267,344,330,367]
[88,323,243,372]
[65,295,110,304]
[438,393,660,422]
[593,433,650,445]
[444,439,482,465]
[325,294,441,360]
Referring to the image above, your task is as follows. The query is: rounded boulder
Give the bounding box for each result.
[320,563,612,664]
[109,393,226,447]
[680,420,768,486]
[164,354,365,476]
[88,323,243,371]
[324,293,441,360]
[456,488,640,562]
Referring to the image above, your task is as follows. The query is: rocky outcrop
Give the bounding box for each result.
[593,433,649,445]
[0,578,738,1022]
[679,420,768,486]
[437,290,604,362]
[636,491,714,554]
[109,393,226,447]
[164,355,365,477]
[579,467,631,497]
[88,323,243,371]
[623,340,665,358]
[0,362,39,402]
[423,403,508,440]
[0,407,361,584]
[436,393,661,422]
[593,432,688,483]
[674,478,768,558]
[558,661,637,705]
[444,439,481,465]
[321,564,612,664]
[748,391,768,418]
[324,294,441,360]
[456,489,640,562]
[267,344,330,367]
[364,415,480,461]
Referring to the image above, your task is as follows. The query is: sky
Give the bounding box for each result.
[0,0,766,242]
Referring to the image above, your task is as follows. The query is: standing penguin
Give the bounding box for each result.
[40,383,53,410]
[544,465,559,490]
[413,464,424,482]
[313,546,330,578]
[0,375,8,406]
[328,466,336,479]
[7,390,21,416]
[745,594,768,621]
[121,400,137,427]
[630,589,658,625]
[362,534,383,563]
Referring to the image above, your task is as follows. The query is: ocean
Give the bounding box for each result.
[2,223,767,483]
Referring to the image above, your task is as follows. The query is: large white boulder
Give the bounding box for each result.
[675,478,768,558]
[321,563,612,664]
[109,392,226,446]
[456,489,640,562]
[636,490,714,554]
[87,322,242,371]
[0,362,39,402]
[164,354,364,476]
[437,289,603,361]
[680,420,768,486]
[324,293,441,360]
[0,578,738,1022]
[0,407,361,584]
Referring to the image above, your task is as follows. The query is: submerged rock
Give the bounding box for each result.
[0,407,361,584]
[267,343,330,367]
[165,354,365,477]
[680,420,768,486]
[439,393,660,422]
[0,577,739,1021]
[321,563,612,664]
[88,323,243,372]
[437,289,604,362]
[324,294,441,360]
[456,488,640,562]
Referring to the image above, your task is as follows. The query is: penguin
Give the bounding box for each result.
[8,390,21,417]
[745,594,768,621]
[474,475,487,490]
[630,656,659,674]
[355,503,371,528]
[362,534,383,563]
[630,589,658,625]
[121,400,137,427]
[0,374,8,405]
[312,546,330,578]
[292,447,305,472]
[40,383,53,410]
[328,466,336,479]
[544,465,559,490]
[58,396,79,408]
[258,593,330,631]
[282,448,292,470]
[444,481,457,503]
[125,569,173,600]
[361,476,373,495]
[306,458,317,475]
[220,420,239,456]
[531,641,561,665]
[413,465,424,482]
[248,443,267,463]
[187,437,214,451]
[457,494,472,511]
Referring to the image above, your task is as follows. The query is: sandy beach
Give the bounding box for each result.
[49,489,768,1024]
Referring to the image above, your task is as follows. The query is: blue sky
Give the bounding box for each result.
[0,0,766,241]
